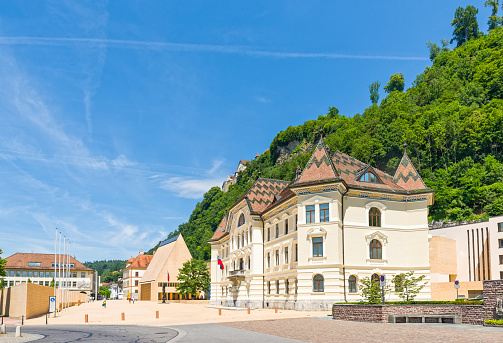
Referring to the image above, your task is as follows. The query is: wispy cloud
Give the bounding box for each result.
[0,36,429,61]
[159,177,223,199]
[256,96,271,103]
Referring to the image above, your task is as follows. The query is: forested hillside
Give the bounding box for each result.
[156,7,503,261]
[84,260,126,283]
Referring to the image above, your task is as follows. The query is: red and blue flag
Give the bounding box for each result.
[217,256,224,270]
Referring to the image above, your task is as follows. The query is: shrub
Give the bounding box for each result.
[485,319,503,325]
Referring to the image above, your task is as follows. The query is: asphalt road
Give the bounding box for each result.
[6,324,303,343]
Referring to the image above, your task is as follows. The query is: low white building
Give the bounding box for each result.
[429,215,503,282]
[209,138,434,310]
[122,250,153,300]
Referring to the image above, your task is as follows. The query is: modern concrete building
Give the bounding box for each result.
[3,253,94,294]
[139,234,193,301]
[122,250,153,300]
[429,215,503,299]
[209,138,435,310]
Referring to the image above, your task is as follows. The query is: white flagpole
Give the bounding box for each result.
[58,232,62,313]
[63,236,66,311]
[68,241,71,310]
[54,228,57,317]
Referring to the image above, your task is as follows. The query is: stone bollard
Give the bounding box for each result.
[85,314,88,323]
[275,306,278,313]
[15,325,21,337]
[0,324,6,334]
[156,311,159,319]
[218,308,222,316]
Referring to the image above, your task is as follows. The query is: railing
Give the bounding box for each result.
[229,269,246,278]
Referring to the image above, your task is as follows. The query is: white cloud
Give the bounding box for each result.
[159,177,223,199]
[256,96,271,103]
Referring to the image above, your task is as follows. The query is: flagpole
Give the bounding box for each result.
[216,256,218,307]
[58,232,62,313]
[54,228,57,317]
[68,241,71,310]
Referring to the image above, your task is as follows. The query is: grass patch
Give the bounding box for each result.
[334,300,483,305]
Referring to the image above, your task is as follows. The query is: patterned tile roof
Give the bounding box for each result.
[245,178,291,212]
[209,216,229,241]
[393,150,428,191]
[293,138,339,186]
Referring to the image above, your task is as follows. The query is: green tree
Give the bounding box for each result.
[426,39,450,61]
[451,5,482,47]
[392,271,427,302]
[27,278,32,283]
[485,1,501,31]
[383,73,405,93]
[50,277,55,288]
[369,81,380,104]
[0,278,4,290]
[176,259,210,297]
[0,249,6,289]
[99,286,111,299]
[359,276,388,304]
[327,106,339,119]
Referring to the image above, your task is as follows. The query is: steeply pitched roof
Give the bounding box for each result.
[5,253,93,271]
[242,178,291,213]
[209,217,229,241]
[393,148,428,191]
[125,254,153,270]
[293,137,338,186]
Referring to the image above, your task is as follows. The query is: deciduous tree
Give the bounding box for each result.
[392,271,427,302]
[0,249,6,289]
[451,5,482,47]
[485,1,502,31]
[359,276,389,304]
[383,73,405,93]
[176,259,210,297]
[369,81,380,104]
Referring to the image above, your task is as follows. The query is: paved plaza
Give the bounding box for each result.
[1,301,502,342]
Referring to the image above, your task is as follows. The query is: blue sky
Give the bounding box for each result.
[0,1,492,262]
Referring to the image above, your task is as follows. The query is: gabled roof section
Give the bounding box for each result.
[393,146,428,191]
[209,216,229,241]
[245,178,291,212]
[125,254,153,270]
[293,137,339,186]
[355,165,384,184]
[5,253,93,271]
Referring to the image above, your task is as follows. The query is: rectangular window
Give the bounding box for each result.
[50,272,54,277]
[28,271,32,277]
[500,255,503,265]
[499,223,503,232]
[9,281,14,287]
[267,253,271,268]
[81,272,86,278]
[306,205,315,223]
[28,262,41,267]
[501,271,503,279]
[275,250,280,266]
[499,239,503,248]
[45,281,49,286]
[22,271,27,277]
[135,280,139,286]
[313,237,323,257]
[276,280,279,294]
[267,228,270,241]
[285,279,289,294]
[72,272,77,278]
[34,271,38,277]
[135,272,139,277]
[16,270,21,277]
[10,271,14,277]
[295,214,298,231]
[276,223,279,238]
[285,247,289,264]
[295,244,298,262]
[268,281,271,294]
[320,203,329,222]
[285,219,289,234]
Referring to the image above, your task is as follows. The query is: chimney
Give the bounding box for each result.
[139,249,143,255]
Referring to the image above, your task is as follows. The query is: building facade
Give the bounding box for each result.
[209,138,434,310]
[3,253,94,294]
[139,234,193,301]
[429,215,503,299]
[122,250,153,300]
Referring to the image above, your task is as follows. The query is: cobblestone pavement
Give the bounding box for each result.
[220,317,503,343]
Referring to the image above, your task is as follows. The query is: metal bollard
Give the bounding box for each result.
[21,315,24,325]
[121,313,125,321]
[275,306,278,313]
[46,314,48,325]
[218,308,222,316]
[156,311,159,319]
[15,325,21,337]
[85,314,88,323]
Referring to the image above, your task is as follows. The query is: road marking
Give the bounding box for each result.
[166,327,187,342]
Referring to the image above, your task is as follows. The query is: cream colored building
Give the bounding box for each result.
[122,251,153,300]
[209,138,434,310]
[139,234,193,301]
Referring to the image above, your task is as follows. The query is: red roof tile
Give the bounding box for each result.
[209,217,229,241]
[124,254,153,270]
[5,253,93,271]
[393,151,428,191]
[294,138,338,185]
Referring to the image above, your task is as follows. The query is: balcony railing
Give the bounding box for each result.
[229,269,246,278]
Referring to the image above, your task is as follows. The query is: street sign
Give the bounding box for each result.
[379,275,386,287]
[49,296,56,313]
[454,280,460,289]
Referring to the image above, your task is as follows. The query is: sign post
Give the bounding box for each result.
[49,296,56,313]
[454,280,460,300]
[379,275,386,305]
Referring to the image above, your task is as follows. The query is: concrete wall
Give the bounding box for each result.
[0,283,87,318]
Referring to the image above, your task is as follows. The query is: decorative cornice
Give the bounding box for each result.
[291,183,345,196]
[262,197,298,221]
[347,190,431,203]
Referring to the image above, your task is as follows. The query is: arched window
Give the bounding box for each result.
[348,275,357,293]
[371,273,380,285]
[238,213,245,227]
[369,207,381,227]
[369,239,382,259]
[360,172,378,183]
[313,274,324,292]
